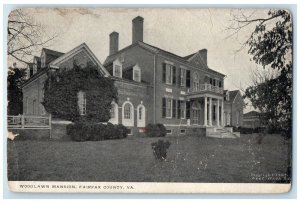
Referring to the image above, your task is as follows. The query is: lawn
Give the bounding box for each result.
[7,134,291,183]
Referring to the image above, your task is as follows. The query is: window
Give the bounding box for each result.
[33,64,37,75]
[166,64,173,85]
[166,129,172,134]
[113,59,122,78]
[166,98,172,118]
[180,68,186,86]
[133,65,141,82]
[180,129,186,134]
[33,99,36,115]
[236,111,239,125]
[110,106,115,119]
[122,101,134,126]
[114,65,121,77]
[124,104,131,119]
[180,101,186,119]
[193,72,199,91]
[109,102,118,124]
[227,113,231,125]
[25,97,28,114]
[41,51,46,68]
[226,92,229,101]
[137,104,146,127]
[77,91,86,115]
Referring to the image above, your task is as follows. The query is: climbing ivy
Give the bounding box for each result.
[42,63,118,122]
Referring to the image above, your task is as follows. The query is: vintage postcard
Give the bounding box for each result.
[6,7,292,193]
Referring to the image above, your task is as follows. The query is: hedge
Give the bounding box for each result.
[145,123,167,137]
[67,122,129,141]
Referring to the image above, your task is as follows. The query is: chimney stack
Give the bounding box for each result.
[132,16,144,44]
[109,31,119,55]
[199,49,208,66]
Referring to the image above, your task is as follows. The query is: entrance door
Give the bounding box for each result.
[191,101,201,125]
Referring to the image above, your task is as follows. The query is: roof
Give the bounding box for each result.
[42,48,64,57]
[104,41,225,77]
[244,111,262,118]
[224,90,240,102]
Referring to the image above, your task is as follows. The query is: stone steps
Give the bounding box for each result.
[207,128,240,139]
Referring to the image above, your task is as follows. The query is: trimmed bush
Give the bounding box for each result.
[145,123,167,137]
[67,122,129,142]
[151,139,171,161]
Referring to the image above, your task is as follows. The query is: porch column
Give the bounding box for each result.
[204,97,207,126]
[221,99,224,126]
[209,97,212,126]
[216,99,220,127]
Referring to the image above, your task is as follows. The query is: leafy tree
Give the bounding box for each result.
[230,9,292,137]
[43,63,118,122]
[7,64,27,115]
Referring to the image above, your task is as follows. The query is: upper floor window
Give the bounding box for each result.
[180,68,186,87]
[113,59,122,78]
[133,64,141,82]
[193,72,199,91]
[226,92,229,101]
[77,91,86,115]
[166,64,173,85]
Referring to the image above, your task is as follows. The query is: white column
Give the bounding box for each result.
[221,99,224,126]
[209,97,212,126]
[204,97,207,126]
[216,99,220,127]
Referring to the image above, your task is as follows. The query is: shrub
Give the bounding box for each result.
[67,122,129,141]
[146,123,167,137]
[151,139,171,161]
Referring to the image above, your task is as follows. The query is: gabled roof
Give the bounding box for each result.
[42,48,64,57]
[224,90,240,102]
[49,43,110,76]
[104,41,225,77]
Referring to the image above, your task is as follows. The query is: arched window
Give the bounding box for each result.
[193,72,199,91]
[109,101,118,124]
[77,91,86,115]
[122,101,134,126]
[137,104,146,127]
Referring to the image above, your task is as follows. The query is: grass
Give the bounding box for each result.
[7,134,291,183]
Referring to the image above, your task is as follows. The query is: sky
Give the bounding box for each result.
[15,8,272,112]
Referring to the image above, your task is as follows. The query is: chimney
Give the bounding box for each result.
[109,31,119,55]
[199,49,207,66]
[132,16,144,44]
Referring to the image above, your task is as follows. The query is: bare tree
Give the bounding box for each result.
[7,9,57,65]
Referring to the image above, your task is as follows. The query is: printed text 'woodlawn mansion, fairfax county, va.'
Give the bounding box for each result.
[22,16,244,137]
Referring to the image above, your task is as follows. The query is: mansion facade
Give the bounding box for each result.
[22,16,243,136]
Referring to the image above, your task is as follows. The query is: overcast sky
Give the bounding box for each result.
[19,8,272,112]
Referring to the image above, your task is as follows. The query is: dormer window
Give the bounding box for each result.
[33,64,37,75]
[133,64,141,82]
[41,51,46,68]
[113,59,122,78]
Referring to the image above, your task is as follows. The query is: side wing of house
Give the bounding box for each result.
[231,91,244,127]
[22,43,109,116]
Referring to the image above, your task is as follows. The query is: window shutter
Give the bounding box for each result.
[172,99,176,118]
[219,81,222,88]
[177,100,181,119]
[162,63,166,83]
[172,66,176,85]
[177,68,181,87]
[186,101,190,119]
[162,97,166,118]
[186,70,191,87]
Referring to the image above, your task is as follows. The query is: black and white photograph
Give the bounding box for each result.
[6,7,293,193]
